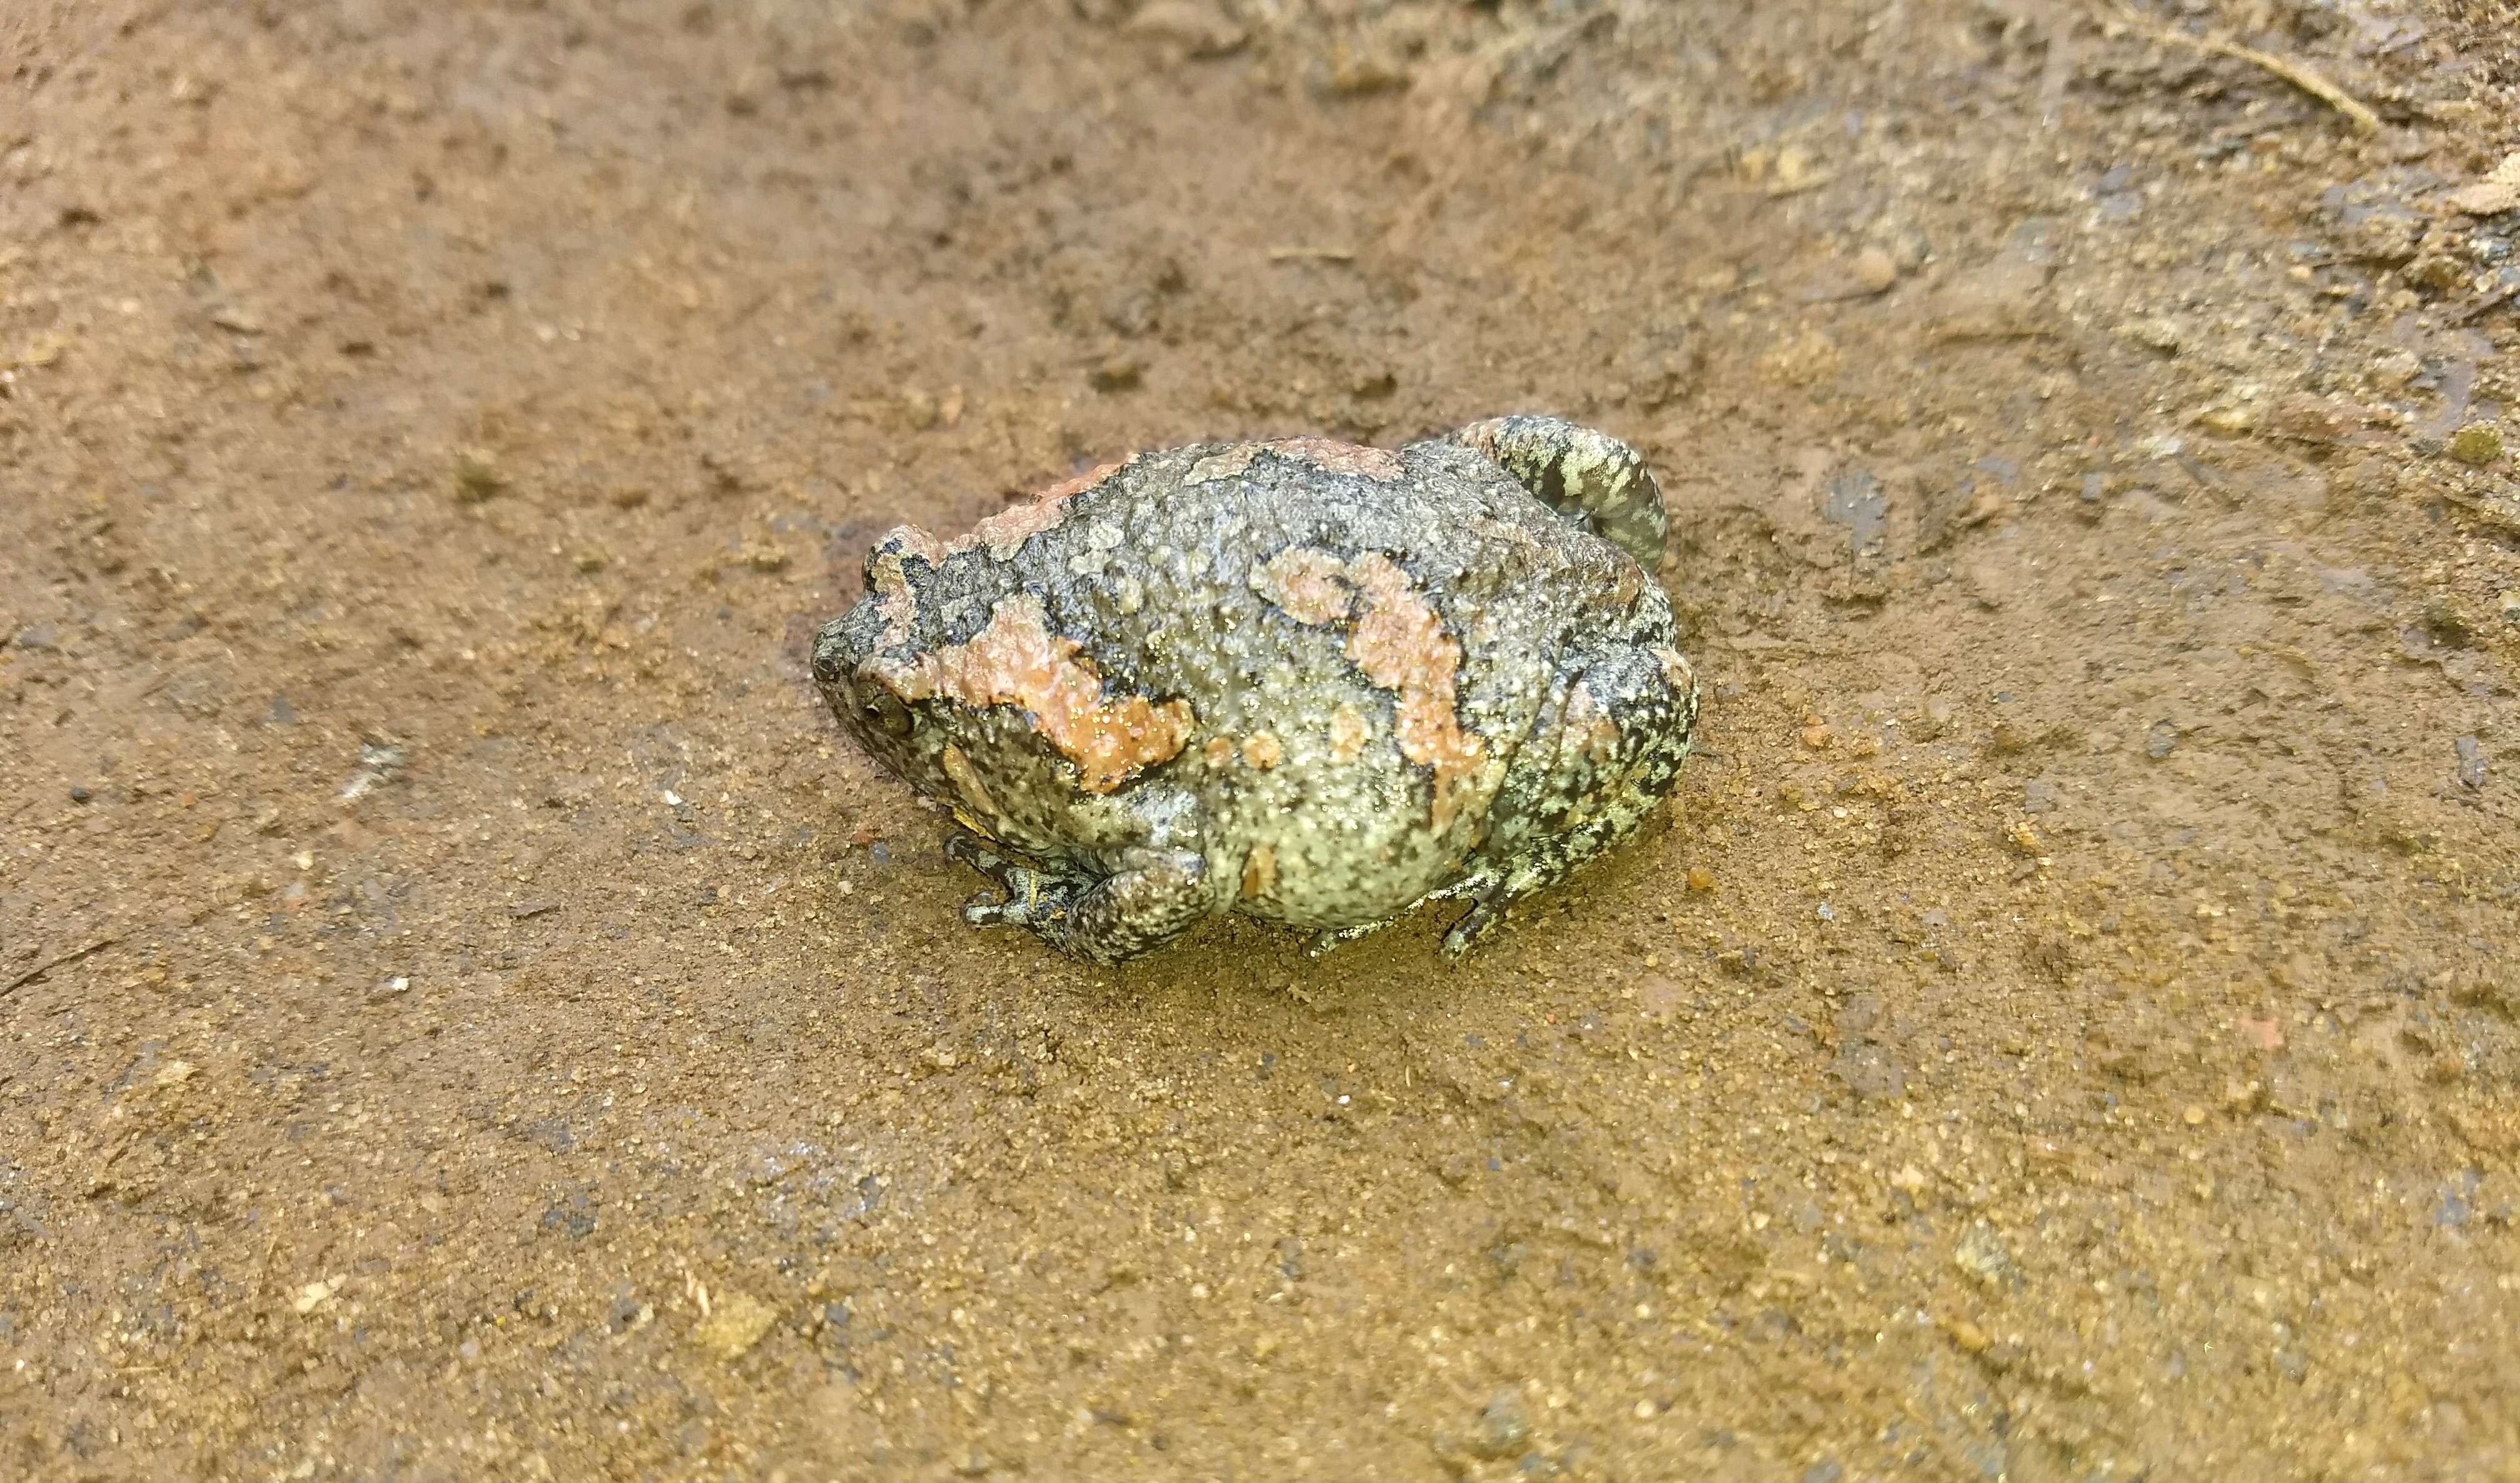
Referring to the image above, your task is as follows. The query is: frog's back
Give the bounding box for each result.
[988,437,1674,927]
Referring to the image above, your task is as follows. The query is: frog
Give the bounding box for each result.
[809,414,1699,964]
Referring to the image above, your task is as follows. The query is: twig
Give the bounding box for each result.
[1,937,119,999]
[1267,246,1356,264]
[2102,3,2381,136]
[2448,283,2519,327]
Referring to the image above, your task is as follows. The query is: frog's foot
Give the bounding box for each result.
[947,831,1077,927]
[1447,414,1667,568]
[1304,919,1391,958]
[1439,879,1523,959]
[1439,796,1672,958]
[1306,874,1487,957]
[1439,806,1656,959]
[949,833,1211,966]
[1441,862,1576,957]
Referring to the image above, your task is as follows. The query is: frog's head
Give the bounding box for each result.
[812,526,958,791]
[814,523,1197,831]
[813,528,1079,834]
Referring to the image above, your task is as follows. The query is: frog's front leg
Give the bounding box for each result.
[946,831,1212,966]
[948,831,1078,925]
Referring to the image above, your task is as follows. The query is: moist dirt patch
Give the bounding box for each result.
[4,2,2518,1478]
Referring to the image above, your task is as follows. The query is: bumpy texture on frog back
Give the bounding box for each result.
[810,416,1699,964]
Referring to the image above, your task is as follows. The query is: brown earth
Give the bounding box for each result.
[6,1,2520,1479]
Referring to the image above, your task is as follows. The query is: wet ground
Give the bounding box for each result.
[5,1,2519,1478]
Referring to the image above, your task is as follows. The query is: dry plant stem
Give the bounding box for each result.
[2101,2,2382,136]
[1,937,119,999]
[2448,283,2518,326]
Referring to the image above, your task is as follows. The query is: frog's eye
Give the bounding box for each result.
[858,689,916,739]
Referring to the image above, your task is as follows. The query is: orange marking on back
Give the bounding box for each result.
[1328,706,1372,764]
[1250,546,1354,626]
[1341,552,1494,832]
[954,457,1129,561]
[1562,684,1622,764]
[1266,437,1404,482]
[883,594,1191,793]
[1240,843,1278,901]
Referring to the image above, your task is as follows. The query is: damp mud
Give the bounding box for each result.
[4,2,2518,1477]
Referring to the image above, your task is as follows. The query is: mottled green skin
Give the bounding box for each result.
[811,417,1699,964]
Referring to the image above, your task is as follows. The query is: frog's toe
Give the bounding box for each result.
[947,830,1062,901]
[1440,896,1512,959]
[945,830,1009,876]
[1305,917,1395,957]
[966,889,1068,928]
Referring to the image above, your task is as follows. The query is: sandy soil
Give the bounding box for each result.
[6,1,2519,1478]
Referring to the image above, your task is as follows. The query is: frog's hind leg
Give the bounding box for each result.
[947,831,1212,966]
[1447,415,1668,568]
[1440,644,1699,958]
[1439,808,1664,958]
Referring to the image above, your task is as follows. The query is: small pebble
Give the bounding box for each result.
[2182,1104,2208,1126]
[2368,348,2421,390]
[2448,423,2504,467]
[451,452,506,504]
[1686,866,1717,892]
[1953,1224,2017,1285]
[1852,246,1898,294]
[1468,1388,1531,1461]
[2198,404,2255,437]
[69,786,91,803]
[690,1288,779,1361]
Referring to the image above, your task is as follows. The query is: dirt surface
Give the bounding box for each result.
[6,1,2520,1478]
